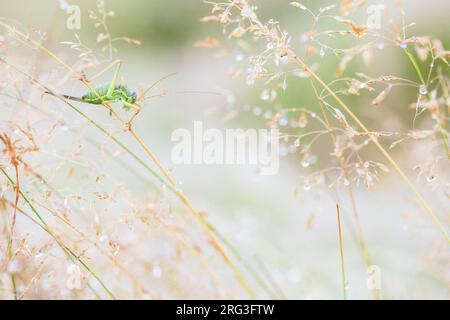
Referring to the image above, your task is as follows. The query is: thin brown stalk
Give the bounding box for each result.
[336,204,348,300]
[309,81,371,268]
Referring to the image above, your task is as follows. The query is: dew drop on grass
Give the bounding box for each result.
[345,281,350,290]
[419,85,428,96]
[319,47,325,57]
[303,183,311,191]
[260,89,270,101]
[246,76,255,86]
[278,117,288,126]
[301,159,310,168]
[426,175,436,182]
[300,33,308,43]
[235,52,245,62]
[399,40,407,49]
[279,54,289,64]
[253,106,262,116]
[34,253,44,259]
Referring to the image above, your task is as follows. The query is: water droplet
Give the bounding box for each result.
[301,160,310,168]
[235,52,245,61]
[399,40,407,49]
[34,253,44,259]
[377,42,385,50]
[319,47,325,57]
[345,281,350,290]
[300,33,308,43]
[252,106,262,116]
[364,161,370,168]
[260,89,270,101]
[343,179,350,186]
[303,183,311,191]
[279,54,289,64]
[246,76,255,86]
[278,117,288,126]
[294,138,301,147]
[419,85,428,96]
[266,42,274,50]
[426,175,436,182]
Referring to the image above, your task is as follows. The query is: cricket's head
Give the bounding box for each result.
[116,85,138,104]
[128,91,138,104]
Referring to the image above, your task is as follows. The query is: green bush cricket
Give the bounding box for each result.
[46,60,141,128]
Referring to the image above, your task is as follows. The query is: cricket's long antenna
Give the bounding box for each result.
[44,91,84,103]
[139,72,178,101]
[175,90,224,96]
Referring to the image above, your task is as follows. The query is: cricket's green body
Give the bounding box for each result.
[81,83,137,110]
[47,60,142,128]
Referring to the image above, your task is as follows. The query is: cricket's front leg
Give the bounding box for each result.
[107,60,123,97]
[84,60,122,83]
[122,101,141,130]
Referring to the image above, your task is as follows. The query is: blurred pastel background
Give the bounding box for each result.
[0,0,449,299]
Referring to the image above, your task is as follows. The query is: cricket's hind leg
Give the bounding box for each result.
[122,101,141,130]
[83,60,123,96]
[84,60,121,82]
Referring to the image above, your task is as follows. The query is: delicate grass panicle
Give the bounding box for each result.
[201,0,449,241]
